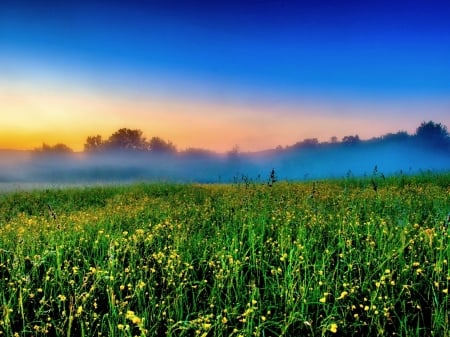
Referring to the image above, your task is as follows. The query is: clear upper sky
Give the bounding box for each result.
[1,0,449,152]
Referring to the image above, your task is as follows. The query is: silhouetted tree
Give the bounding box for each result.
[34,143,73,155]
[227,145,240,161]
[415,121,449,143]
[292,138,319,149]
[84,135,104,152]
[382,131,410,142]
[106,128,147,151]
[342,135,360,144]
[301,138,319,147]
[148,136,176,154]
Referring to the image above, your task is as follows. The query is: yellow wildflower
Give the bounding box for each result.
[337,291,348,300]
[329,323,338,333]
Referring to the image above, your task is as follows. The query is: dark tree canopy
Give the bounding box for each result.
[83,129,178,154]
[84,135,103,152]
[34,143,73,154]
[416,121,449,142]
[382,131,410,142]
[301,138,319,147]
[106,128,147,151]
[148,136,176,153]
[342,135,360,144]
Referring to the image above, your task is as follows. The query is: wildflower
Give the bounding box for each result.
[58,294,67,302]
[329,323,338,333]
[125,310,141,324]
[337,291,348,300]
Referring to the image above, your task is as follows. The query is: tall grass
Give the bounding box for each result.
[0,173,449,336]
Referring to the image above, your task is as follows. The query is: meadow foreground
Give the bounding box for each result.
[0,173,449,336]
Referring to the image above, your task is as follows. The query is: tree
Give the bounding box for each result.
[342,135,360,144]
[148,136,176,154]
[84,135,104,152]
[106,128,147,151]
[415,121,449,143]
[227,145,240,161]
[34,143,73,155]
[300,138,319,147]
[382,131,410,142]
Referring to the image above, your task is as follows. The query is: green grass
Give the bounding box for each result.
[0,173,449,336]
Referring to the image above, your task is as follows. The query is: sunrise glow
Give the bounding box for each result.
[1,1,449,153]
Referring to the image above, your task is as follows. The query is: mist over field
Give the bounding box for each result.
[2,0,450,190]
[1,134,449,187]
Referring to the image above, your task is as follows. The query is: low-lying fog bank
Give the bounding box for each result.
[1,139,449,189]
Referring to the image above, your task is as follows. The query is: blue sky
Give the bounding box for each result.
[1,0,449,151]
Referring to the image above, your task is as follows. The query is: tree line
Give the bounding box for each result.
[33,120,450,155]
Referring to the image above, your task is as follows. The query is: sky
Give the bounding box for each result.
[1,0,449,153]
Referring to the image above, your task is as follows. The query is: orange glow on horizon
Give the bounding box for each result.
[1,85,449,153]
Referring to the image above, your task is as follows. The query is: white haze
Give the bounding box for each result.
[0,140,449,191]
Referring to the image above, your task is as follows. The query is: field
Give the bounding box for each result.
[0,173,449,336]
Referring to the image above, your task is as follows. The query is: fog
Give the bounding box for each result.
[1,139,449,190]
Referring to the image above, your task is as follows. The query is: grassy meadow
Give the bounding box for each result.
[0,173,449,336]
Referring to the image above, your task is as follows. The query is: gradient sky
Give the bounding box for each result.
[1,0,449,152]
